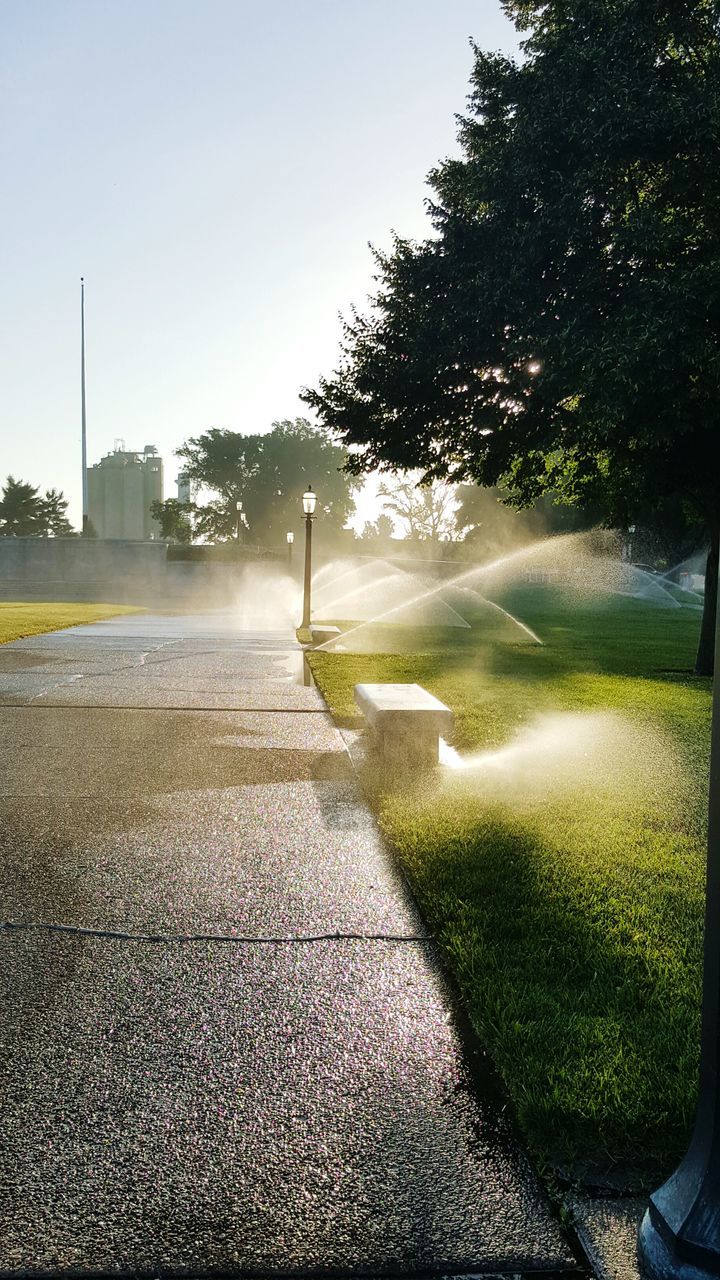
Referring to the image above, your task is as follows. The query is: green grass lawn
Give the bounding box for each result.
[308,585,709,1185]
[0,602,144,645]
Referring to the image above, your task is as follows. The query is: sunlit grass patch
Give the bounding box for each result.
[307,588,708,1181]
[380,760,703,1178]
[0,602,144,645]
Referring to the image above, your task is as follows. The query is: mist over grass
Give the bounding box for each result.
[308,585,707,1184]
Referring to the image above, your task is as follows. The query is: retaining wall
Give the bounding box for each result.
[0,539,286,606]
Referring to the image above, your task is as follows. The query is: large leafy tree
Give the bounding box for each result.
[176,418,355,545]
[149,498,194,543]
[379,476,459,542]
[304,0,720,672]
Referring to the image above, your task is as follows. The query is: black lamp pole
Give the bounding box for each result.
[639,556,720,1278]
[287,531,294,570]
[301,487,316,629]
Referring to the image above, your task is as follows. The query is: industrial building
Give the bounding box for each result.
[87,443,163,540]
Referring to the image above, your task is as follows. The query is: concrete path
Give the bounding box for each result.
[0,612,577,1277]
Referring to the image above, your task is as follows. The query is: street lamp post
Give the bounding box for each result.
[639,556,720,1279]
[236,500,243,547]
[301,487,316,629]
[287,530,294,569]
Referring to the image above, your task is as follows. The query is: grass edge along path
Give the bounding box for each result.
[307,588,709,1188]
[0,602,144,645]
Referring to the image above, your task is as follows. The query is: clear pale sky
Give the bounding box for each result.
[1,0,520,526]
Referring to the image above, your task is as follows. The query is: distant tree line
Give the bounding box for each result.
[154,414,606,553]
[0,477,74,537]
[151,406,621,558]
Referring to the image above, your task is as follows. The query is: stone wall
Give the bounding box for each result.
[0,538,291,609]
[0,539,168,604]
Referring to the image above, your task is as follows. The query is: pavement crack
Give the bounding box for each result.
[1,920,433,945]
[27,671,85,704]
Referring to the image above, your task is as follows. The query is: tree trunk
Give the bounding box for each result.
[695,524,719,677]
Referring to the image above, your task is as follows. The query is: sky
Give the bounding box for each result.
[1,0,521,528]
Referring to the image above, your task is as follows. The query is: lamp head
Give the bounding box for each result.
[236,500,243,512]
[303,487,316,515]
[286,531,294,544]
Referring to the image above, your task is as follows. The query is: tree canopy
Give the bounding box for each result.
[149,498,194,544]
[304,0,720,666]
[379,476,459,542]
[172,418,355,545]
[0,477,74,537]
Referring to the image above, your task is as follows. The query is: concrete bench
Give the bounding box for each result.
[310,625,342,647]
[354,683,453,769]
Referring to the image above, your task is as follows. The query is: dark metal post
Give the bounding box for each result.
[288,538,294,570]
[639,556,720,1278]
[302,512,312,628]
[80,278,89,535]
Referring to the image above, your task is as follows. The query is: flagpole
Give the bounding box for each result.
[81,277,89,534]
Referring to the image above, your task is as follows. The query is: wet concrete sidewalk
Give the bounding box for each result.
[0,612,577,1276]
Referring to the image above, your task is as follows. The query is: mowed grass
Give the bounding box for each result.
[308,585,709,1183]
[0,602,144,645]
